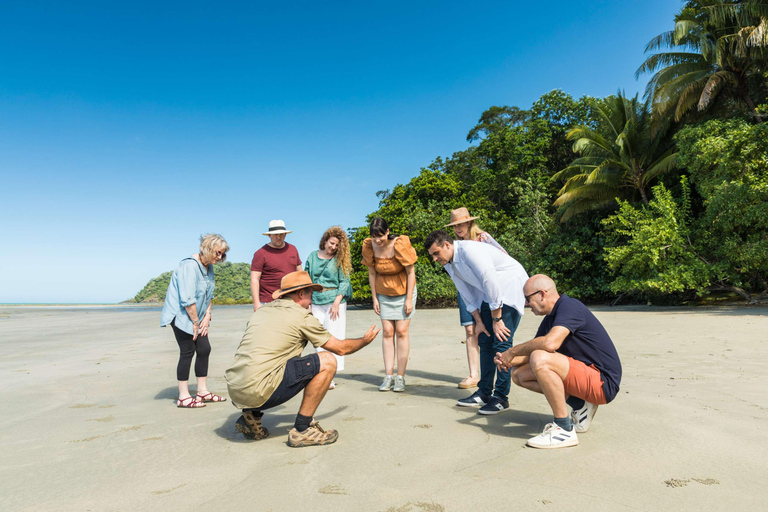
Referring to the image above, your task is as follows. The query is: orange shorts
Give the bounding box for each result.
[563,357,607,405]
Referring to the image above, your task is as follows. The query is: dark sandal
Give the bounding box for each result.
[196,392,227,403]
[236,411,269,440]
[177,396,206,408]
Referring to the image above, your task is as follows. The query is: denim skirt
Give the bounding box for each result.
[377,287,417,321]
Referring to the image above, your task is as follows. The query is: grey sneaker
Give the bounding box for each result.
[570,401,598,433]
[379,375,394,391]
[287,421,339,448]
[393,375,406,392]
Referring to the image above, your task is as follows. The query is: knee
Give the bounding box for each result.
[511,369,522,386]
[317,351,337,373]
[395,325,409,338]
[197,344,211,358]
[529,350,552,375]
[382,325,395,338]
[465,324,475,337]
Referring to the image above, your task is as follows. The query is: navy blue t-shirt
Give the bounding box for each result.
[535,294,622,403]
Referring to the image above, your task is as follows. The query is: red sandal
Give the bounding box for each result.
[177,396,206,408]
[196,392,227,403]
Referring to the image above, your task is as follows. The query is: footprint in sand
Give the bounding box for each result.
[151,483,187,495]
[343,416,364,422]
[379,502,444,512]
[142,436,163,441]
[318,484,348,495]
[413,424,432,429]
[69,403,98,409]
[87,415,115,423]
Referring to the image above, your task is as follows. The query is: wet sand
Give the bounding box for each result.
[1,305,767,511]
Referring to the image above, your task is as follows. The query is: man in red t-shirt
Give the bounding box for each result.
[250,220,302,311]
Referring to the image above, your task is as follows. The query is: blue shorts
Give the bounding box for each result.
[457,292,475,326]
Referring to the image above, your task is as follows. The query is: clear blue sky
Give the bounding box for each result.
[1,1,680,303]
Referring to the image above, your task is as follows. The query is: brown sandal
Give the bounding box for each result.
[196,392,227,403]
[458,377,479,389]
[177,396,206,408]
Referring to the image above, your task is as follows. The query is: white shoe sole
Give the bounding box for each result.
[478,406,508,415]
[527,438,579,449]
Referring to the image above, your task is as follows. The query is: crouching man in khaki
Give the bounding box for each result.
[226,271,380,447]
[495,274,622,449]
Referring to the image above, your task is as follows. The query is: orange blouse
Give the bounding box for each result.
[362,236,418,296]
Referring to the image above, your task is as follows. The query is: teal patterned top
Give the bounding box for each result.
[304,251,354,305]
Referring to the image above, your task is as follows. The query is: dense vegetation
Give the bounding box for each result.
[349,1,768,306]
[134,2,768,307]
[130,262,253,305]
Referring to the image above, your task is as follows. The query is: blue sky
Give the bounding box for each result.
[1,1,681,303]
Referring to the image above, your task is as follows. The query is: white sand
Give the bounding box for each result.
[1,305,767,511]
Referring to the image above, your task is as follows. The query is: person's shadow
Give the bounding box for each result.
[455,407,551,441]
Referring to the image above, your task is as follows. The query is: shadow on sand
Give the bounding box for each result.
[214,405,349,443]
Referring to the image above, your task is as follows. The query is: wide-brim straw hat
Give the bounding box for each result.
[272,271,323,299]
[263,219,292,236]
[444,207,479,227]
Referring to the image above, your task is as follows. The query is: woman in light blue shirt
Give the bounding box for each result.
[161,234,229,408]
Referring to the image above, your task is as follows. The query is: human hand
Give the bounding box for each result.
[493,320,511,342]
[193,321,199,341]
[404,299,413,316]
[494,351,512,371]
[373,298,380,316]
[253,301,261,312]
[329,303,340,321]
[362,324,381,344]
[199,315,210,337]
[475,322,491,339]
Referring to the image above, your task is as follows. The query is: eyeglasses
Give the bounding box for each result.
[216,250,227,259]
[524,290,543,302]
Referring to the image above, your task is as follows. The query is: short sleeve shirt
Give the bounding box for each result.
[225,299,332,408]
[361,236,418,296]
[535,295,622,403]
[251,243,301,303]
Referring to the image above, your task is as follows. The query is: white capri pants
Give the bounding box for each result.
[312,302,346,371]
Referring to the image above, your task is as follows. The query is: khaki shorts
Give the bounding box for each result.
[563,357,607,405]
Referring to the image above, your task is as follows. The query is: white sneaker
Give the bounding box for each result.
[526,423,579,449]
[393,375,406,392]
[379,376,394,391]
[570,402,598,433]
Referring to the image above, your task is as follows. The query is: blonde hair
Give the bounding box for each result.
[456,220,485,241]
[319,226,351,277]
[199,233,229,263]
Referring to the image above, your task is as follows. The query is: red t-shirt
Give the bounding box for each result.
[250,243,302,303]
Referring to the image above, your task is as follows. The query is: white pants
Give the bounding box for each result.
[312,302,346,371]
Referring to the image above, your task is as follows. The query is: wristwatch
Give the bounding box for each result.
[492,317,503,323]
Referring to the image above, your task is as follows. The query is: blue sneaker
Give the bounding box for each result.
[456,391,490,407]
[478,396,509,415]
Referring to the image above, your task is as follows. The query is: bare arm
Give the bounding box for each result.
[368,267,380,316]
[403,264,416,315]
[250,271,262,311]
[495,326,570,370]
[199,302,212,337]
[183,304,200,340]
[321,324,381,355]
[296,265,302,272]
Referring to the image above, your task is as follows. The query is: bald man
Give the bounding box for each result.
[494,275,622,449]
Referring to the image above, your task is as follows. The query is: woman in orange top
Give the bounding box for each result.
[362,217,418,393]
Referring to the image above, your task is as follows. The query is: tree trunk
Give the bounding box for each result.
[706,283,754,302]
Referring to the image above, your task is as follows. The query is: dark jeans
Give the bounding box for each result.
[171,319,211,381]
[477,302,520,401]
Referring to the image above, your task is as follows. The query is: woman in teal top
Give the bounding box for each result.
[304,226,353,389]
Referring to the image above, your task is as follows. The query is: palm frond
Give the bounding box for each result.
[698,70,737,110]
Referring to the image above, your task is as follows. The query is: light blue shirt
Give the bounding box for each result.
[444,240,528,316]
[161,257,215,335]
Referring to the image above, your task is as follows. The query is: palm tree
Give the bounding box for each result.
[553,93,677,221]
[636,1,768,124]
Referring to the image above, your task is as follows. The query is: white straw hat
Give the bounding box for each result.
[262,219,292,236]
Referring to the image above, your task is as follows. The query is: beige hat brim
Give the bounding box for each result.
[272,283,323,300]
[263,230,292,235]
[444,216,479,227]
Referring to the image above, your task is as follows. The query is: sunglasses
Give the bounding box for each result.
[216,250,227,259]
[524,290,543,302]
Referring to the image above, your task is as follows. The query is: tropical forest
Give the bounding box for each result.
[134,1,768,306]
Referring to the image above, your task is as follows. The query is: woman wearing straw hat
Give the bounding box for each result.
[445,207,507,389]
[362,217,418,392]
[304,226,354,390]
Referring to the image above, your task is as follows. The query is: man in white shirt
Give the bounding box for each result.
[425,230,529,414]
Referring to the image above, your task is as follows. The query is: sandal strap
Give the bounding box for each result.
[178,397,204,407]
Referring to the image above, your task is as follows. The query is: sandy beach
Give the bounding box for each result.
[1,305,767,511]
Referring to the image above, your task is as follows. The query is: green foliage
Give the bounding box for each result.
[675,118,768,295]
[602,180,711,296]
[132,262,253,305]
[554,92,678,220]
